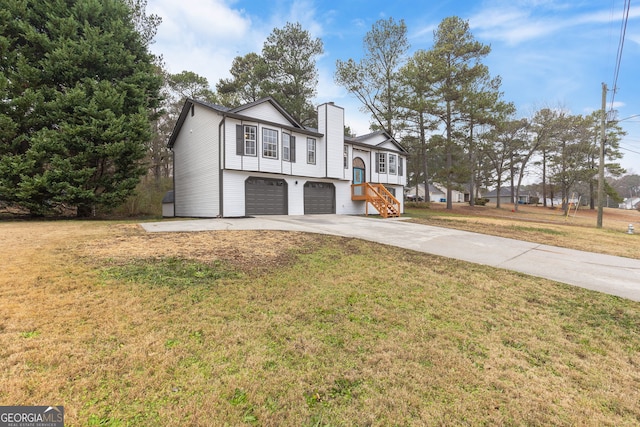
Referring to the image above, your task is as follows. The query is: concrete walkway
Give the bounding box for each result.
[141,215,640,302]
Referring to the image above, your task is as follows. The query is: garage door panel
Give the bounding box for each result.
[304,182,335,214]
[245,177,287,215]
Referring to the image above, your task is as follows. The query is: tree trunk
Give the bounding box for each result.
[420,113,430,203]
[77,204,94,218]
[542,148,547,207]
[468,120,475,207]
[446,100,453,210]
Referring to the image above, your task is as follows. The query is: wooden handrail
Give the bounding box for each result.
[351,183,401,218]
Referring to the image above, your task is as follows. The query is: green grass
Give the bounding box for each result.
[510,225,567,235]
[100,257,241,288]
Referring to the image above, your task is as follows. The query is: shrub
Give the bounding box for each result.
[405,201,431,209]
[110,177,173,217]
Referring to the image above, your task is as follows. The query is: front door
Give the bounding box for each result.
[353,157,366,196]
[353,168,364,185]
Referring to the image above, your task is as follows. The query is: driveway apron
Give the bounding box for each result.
[141,215,640,302]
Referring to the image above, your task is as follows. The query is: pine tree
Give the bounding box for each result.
[0,0,162,216]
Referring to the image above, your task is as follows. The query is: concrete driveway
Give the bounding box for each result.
[141,215,640,302]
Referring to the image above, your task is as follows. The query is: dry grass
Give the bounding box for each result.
[407,203,640,260]
[1,218,639,426]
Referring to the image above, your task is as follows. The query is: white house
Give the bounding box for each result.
[620,197,640,210]
[167,97,408,218]
[405,183,471,203]
[405,184,445,202]
[484,188,534,205]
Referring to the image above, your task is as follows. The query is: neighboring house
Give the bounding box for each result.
[167,97,408,218]
[484,188,534,205]
[433,183,469,203]
[405,183,473,203]
[405,184,445,202]
[619,197,640,210]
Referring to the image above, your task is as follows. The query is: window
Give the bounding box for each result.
[262,128,278,159]
[377,153,386,173]
[244,125,257,156]
[307,138,316,164]
[282,133,291,161]
[399,157,404,176]
[389,154,397,175]
[343,146,348,169]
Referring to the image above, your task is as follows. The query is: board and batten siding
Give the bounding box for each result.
[173,107,221,217]
[370,151,406,186]
[225,118,328,179]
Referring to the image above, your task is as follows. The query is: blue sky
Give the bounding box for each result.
[147,0,640,175]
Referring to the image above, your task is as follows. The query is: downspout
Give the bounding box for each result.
[171,146,176,216]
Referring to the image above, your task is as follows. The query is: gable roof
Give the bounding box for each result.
[167,97,321,149]
[229,96,304,129]
[346,130,408,154]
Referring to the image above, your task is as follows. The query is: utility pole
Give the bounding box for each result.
[596,83,607,228]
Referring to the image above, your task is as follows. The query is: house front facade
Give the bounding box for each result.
[167,97,407,218]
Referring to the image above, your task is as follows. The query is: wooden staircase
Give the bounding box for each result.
[351,183,401,218]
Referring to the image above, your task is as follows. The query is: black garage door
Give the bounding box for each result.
[245,177,288,215]
[304,182,335,214]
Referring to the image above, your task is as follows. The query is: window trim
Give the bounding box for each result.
[307,137,316,165]
[389,154,397,175]
[244,125,257,157]
[377,153,386,174]
[262,128,278,159]
[282,133,291,162]
[343,145,348,169]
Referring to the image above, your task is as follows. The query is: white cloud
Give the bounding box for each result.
[469,8,563,45]
[468,4,640,46]
[148,0,263,85]
[150,0,249,41]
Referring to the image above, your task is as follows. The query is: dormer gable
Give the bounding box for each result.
[229,97,304,130]
[348,130,408,154]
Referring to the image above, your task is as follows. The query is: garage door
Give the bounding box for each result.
[245,177,288,215]
[304,182,335,214]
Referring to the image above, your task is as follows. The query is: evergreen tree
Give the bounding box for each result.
[216,53,269,106]
[262,22,323,127]
[0,0,162,216]
[335,17,409,139]
[216,22,323,127]
[423,16,491,209]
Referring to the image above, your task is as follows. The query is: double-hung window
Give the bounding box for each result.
[262,128,278,159]
[377,153,386,173]
[343,146,348,169]
[282,133,291,161]
[307,138,316,164]
[389,154,397,175]
[243,125,257,156]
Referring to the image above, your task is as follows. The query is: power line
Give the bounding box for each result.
[620,145,640,155]
[609,0,631,110]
